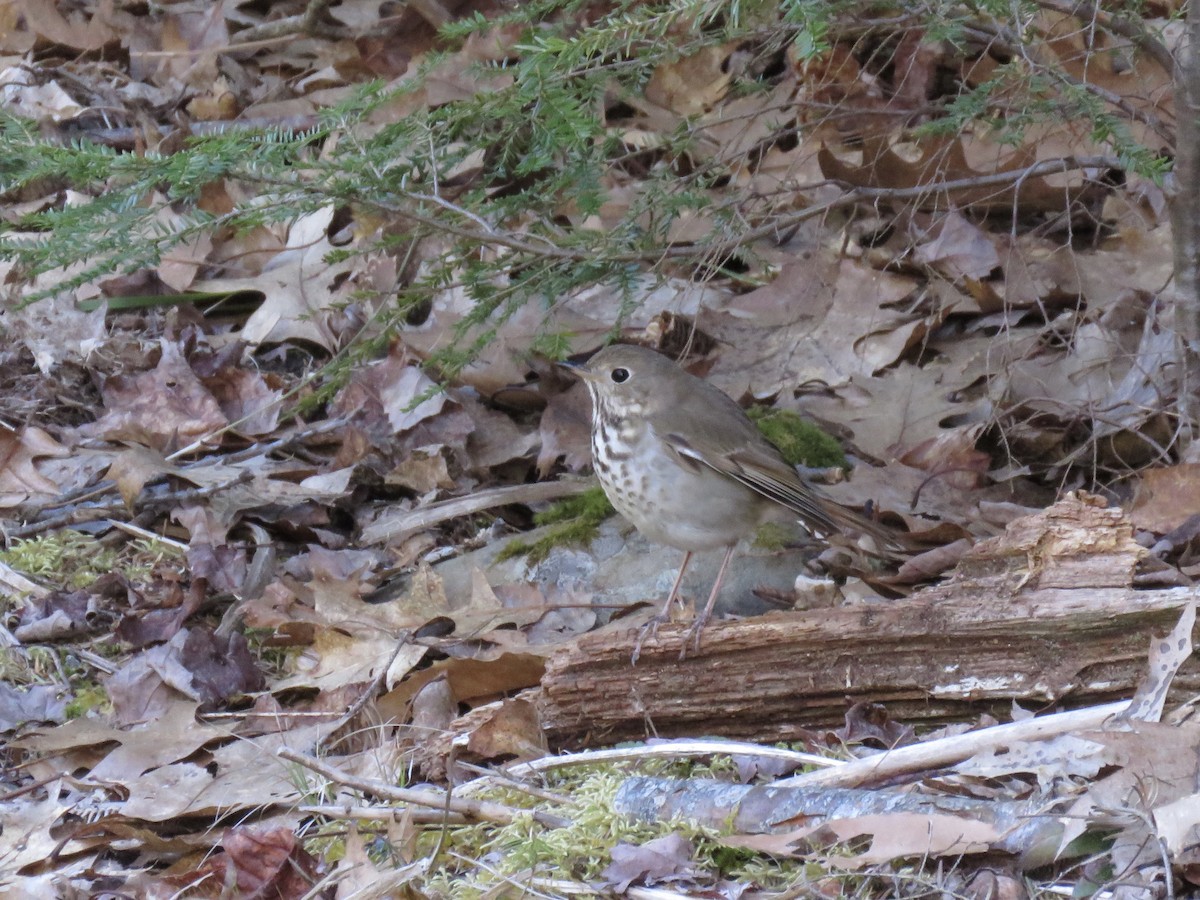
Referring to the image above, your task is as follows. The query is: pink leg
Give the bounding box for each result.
[632,551,693,665]
[662,550,693,614]
[682,545,736,658]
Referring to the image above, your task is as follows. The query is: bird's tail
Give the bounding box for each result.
[818,498,910,559]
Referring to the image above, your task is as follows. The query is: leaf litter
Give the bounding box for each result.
[0,1,1197,897]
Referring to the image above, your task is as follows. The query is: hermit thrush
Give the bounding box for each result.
[561,344,898,658]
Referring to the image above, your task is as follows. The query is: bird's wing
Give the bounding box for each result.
[664,431,905,554]
[663,431,842,535]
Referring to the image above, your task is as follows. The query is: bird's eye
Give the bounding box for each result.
[610,367,630,384]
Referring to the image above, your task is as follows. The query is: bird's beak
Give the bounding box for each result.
[556,358,600,382]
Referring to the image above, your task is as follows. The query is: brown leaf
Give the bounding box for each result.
[115,580,204,648]
[78,339,227,452]
[833,701,914,749]
[174,505,247,594]
[15,0,117,52]
[331,347,456,445]
[106,650,186,726]
[107,446,178,510]
[465,698,546,761]
[726,812,1001,865]
[224,825,321,896]
[896,424,990,490]
[1129,463,1200,534]
[152,212,212,291]
[1154,790,1200,856]
[0,423,68,506]
[0,783,69,878]
[386,449,454,493]
[15,588,96,641]
[153,3,229,88]
[83,702,226,782]
[106,628,263,725]
[0,3,35,53]
[192,344,283,436]
[460,393,539,472]
[646,43,735,115]
[819,136,1079,213]
[791,43,888,139]
[205,208,364,352]
[889,29,940,113]
[706,251,924,400]
[152,825,320,899]
[536,381,592,477]
[410,676,456,739]
[912,211,1001,280]
[376,651,546,728]
[0,69,83,121]
[600,834,697,891]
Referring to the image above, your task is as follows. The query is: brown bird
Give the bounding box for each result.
[561,344,897,658]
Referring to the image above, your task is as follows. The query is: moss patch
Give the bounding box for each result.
[497,487,615,564]
[747,407,847,470]
[412,760,813,898]
[0,532,183,597]
[64,683,112,719]
[752,520,796,551]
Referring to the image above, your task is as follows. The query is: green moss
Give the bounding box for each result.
[243,628,299,676]
[418,769,663,897]
[0,532,118,592]
[747,407,847,470]
[63,683,111,719]
[413,762,814,898]
[751,520,794,551]
[496,487,615,564]
[0,532,184,596]
[307,835,346,867]
[532,488,614,527]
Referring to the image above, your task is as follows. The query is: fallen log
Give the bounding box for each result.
[536,494,1200,746]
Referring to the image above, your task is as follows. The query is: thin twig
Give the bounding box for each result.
[359,154,1121,267]
[276,746,571,828]
[494,739,839,786]
[298,803,468,825]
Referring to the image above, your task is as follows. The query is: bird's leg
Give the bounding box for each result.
[632,551,693,665]
[663,550,692,612]
[681,545,736,659]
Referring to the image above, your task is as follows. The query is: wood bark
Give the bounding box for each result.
[536,495,1200,747]
[613,777,1046,854]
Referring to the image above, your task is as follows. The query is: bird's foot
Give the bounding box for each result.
[631,611,673,665]
[678,607,712,660]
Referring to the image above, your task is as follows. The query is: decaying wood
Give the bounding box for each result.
[612,777,1049,855]
[607,701,1127,857]
[537,494,1200,747]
